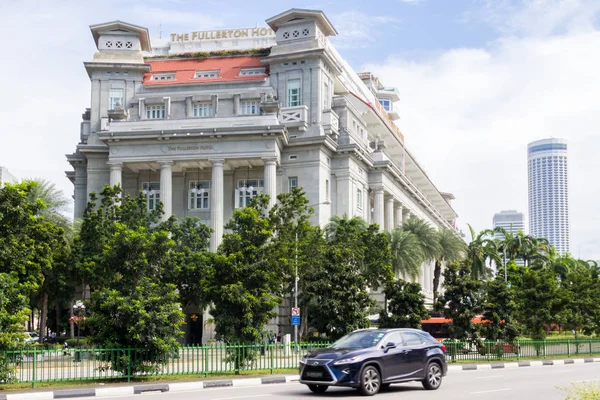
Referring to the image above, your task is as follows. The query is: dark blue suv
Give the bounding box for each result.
[299,328,447,396]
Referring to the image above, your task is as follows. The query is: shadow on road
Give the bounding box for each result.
[280,384,426,397]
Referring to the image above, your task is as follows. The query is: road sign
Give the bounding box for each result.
[291,307,300,316]
[291,315,300,326]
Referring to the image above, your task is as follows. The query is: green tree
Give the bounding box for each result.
[378,280,429,329]
[557,263,600,336]
[481,274,520,341]
[23,179,72,343]
[78,186,184,375]
[88,277,183,375]
[307,216,392,339]
[465,225,499,280]
[169,217,214,310]
[208,195,282,368]
[433,229,466,303]
[436,261,482,340]
[268,188,325,340]
[515,268,563,340]
[402,217,441,265]
[388,228,423,282]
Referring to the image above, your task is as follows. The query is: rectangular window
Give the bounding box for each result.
[240,100,260,115]
[325,179,330,200]
[141,182,161,211]
[236,179,264,208]
[152,73,175,81]
[193,102,213,117]
[356,188,362,210]
[287,79,301,107]
[323,82,329,109]
[195,70,220,79]
[378,98,391,112]
[146,105,165,119]
[288,176,298,191]
[189,180,211,210]
[240,68,266,76]
[109,88,124,110]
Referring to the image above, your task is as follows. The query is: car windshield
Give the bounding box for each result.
[330,331,386,349]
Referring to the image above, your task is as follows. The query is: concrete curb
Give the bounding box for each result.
[0,375,300,400]
[447,357,600,373]
[2,360,599,399]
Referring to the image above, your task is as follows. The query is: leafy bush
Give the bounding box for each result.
[558,382,600,399]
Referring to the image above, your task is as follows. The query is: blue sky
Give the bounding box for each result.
[1,0,599,259]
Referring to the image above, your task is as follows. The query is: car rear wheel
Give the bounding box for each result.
[308,384,328,393]
[358,366,381,396]
[422,362,443,390]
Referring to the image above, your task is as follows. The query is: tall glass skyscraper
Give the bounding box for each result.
[527,138,570,254]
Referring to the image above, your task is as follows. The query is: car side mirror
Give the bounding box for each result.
[384,342,396,352]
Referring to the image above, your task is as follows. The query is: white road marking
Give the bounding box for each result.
[475,375,505,379]
[470,388,511,394]
[213,395,273,400]
[571,378,600,383]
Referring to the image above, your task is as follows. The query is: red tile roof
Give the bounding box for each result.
[143,56,267,86]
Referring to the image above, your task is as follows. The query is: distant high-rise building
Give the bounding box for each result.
[493,210,525,240]
[527,138,570,254]
[0,166,18,186]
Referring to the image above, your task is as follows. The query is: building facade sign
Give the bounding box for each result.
[170,27,275,43]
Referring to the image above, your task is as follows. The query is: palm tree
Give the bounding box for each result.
[433,229,466,302]
[466,225,500,280]
[23,179,71,343]
[388,228,424,282]
[325,214,367,242]
[402,217,441,263]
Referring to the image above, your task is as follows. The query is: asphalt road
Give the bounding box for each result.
[71,362,600,399]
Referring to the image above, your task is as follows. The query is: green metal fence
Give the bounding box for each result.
[0,342,330,387]
[443,339,600,363]
[2,339,600,387]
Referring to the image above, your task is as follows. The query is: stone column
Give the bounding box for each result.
[263,158,277,209]
[73,165,88,220]
[210,159,225,252]
[373,187,384,232]
[403,208,411,224]
[384,196,394,232]
[109,163,122,189]
[159,161,173,220]
[394,203,403,228]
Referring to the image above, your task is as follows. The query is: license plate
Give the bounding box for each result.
[306,371,323,378]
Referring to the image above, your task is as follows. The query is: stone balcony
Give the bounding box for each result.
[279,105,308,131]
[322,109,339,138]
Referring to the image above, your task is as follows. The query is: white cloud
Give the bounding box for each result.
[329,11,401,49]
[365,1,600,259]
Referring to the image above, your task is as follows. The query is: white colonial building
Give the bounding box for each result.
[66,9,458,342]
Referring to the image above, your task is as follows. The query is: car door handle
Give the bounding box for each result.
[400,349,410,354]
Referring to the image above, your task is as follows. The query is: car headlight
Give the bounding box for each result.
[333,356,362,365]
[299,355,309,364]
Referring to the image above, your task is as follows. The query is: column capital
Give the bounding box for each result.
[210,158,225,166]
[394,202,403,210]
[385,195,395,203]
[159,160,173,167]
[372,186,385,194]
[261,157,278,165]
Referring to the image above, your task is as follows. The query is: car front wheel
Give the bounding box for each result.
[358,366,381,396]
[307,384,328,393]
[422,362,443,390]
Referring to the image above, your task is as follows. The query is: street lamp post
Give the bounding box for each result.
[73,300,85,363]
[293,200,330,350]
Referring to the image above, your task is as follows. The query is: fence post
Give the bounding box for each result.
[590,340,593,355]
[543,341,547,359]
[203,345,208,378]
[32,347,37,389]
[270,344,274,375]
[567,340,571,357]
[127,348,132,382]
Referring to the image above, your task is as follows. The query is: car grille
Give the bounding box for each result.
[301,365,334,382]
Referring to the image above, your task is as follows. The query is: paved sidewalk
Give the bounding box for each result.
[1,357,599,400]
